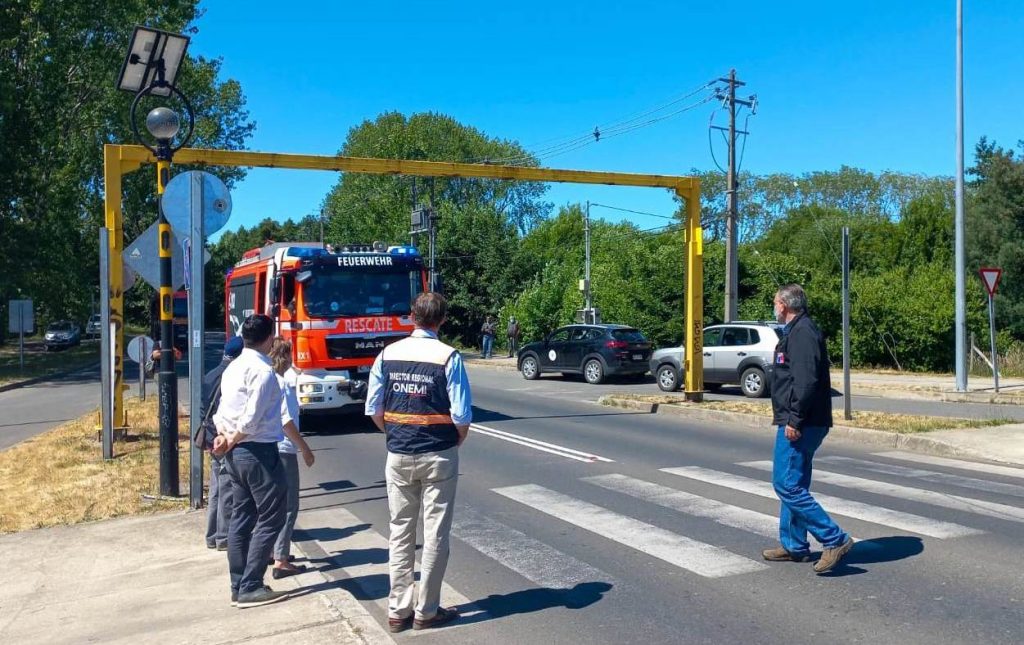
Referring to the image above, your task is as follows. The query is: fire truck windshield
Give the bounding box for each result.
[302,266,422,317]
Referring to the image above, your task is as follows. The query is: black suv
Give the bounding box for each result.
[517,324,652,384]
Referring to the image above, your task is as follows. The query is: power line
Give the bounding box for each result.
[589,202,676,220]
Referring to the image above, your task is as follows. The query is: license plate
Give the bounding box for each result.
[358,365,370,373]
[632,353,643,361]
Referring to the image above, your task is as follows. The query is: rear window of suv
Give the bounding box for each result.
[611,329,646,342]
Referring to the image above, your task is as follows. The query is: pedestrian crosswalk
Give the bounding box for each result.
[299,450,1024,631]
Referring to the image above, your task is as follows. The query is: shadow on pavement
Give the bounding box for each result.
[458,581,615,624]
[293,523,371,544]
[820,536,925,577]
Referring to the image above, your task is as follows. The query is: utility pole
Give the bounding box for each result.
[954,0,968,391]
[584,201,592,323]
[712,69,754,322]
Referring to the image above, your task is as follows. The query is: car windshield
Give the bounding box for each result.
[611,328,646,343]
[302,267,422,317]
[89,314,100,322]
[49,322,72,332]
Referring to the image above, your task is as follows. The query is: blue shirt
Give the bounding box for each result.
[365,329,472,425]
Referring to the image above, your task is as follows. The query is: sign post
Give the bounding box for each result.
[979,267,1002,393]
[9,299,34,371]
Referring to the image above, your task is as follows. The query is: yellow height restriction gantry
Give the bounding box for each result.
[103,144,705,425]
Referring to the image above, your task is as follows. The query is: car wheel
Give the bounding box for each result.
[520,355,540,380]
[740,366,767,398]
[583,358,605,385]
[656,365,680,392]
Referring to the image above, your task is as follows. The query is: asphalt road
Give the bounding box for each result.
[291,366,1024,645]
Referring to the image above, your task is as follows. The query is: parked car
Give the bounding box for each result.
[517,324,652,384]
[44,320,82,351]
[649,321,783,398]
[86,313,102,337]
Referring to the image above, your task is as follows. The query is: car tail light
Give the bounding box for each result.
[605,340,628,349]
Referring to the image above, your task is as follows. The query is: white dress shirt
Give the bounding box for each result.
[213,347,284,444]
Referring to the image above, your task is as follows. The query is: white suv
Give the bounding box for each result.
[648,322,783,397]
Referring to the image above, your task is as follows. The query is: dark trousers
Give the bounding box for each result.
[225,442,287,595]
[205,455,233,548]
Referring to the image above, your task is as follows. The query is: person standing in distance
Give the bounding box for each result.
[762,284,854,574]
[506,316,520,358]
[480,315,496,359]
[212,314,289,608]
[366,292,471,632]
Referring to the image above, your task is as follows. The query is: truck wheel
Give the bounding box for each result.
[520,355,540,380]
[741,366,768,398]
[583,358,605,384]
[657,365,680,392]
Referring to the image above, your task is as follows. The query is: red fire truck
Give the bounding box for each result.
[225,242,428,414]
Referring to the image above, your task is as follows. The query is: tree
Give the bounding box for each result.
[0,2,254,334]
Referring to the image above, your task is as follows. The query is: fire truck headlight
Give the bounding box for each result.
[299,383,324,394]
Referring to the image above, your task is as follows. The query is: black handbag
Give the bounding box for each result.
[191,386,221,452]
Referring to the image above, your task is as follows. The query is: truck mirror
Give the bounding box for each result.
[270,304,280,318]
[296,270,312,284]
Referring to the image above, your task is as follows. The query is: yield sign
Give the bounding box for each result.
[979,267,1002,297]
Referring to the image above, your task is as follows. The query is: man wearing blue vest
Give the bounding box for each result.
[366,292,471,633]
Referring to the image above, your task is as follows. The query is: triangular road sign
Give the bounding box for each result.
[979,267,1002,297]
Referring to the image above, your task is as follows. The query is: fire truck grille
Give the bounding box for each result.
[325,335,403,359]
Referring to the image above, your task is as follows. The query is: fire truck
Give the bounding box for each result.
[224,242,428,414]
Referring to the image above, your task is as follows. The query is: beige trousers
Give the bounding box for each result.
[385,447,459,620]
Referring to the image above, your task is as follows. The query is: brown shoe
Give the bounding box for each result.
[813,537,855,574]
[413,606,460,630]
[388,616,413,633]
[762,546,812,562]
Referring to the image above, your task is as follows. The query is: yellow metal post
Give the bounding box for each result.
[102,146,127,429]
[681,185,704,401]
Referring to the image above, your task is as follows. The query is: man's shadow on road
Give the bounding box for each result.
[817,536,924,577]
[457,581,614,624]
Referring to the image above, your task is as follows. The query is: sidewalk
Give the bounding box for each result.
[0,511,388,645]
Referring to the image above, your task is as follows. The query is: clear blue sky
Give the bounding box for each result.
[190,1,1024,238]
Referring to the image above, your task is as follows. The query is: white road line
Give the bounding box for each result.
[873,451,1024,480]
[453,506,613,590]
[470,423,614,463]
[298,507,482,620]
[819,455,1024,498]
[739,461,1024,523]
[661,466,982,538]
[583,473,783,540]
[493,484,767,578]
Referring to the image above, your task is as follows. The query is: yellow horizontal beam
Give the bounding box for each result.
[111,145,697,193]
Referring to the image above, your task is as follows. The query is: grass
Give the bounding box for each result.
[608,393,1014,434]
[0,340,99,386]
[0,397,189,534]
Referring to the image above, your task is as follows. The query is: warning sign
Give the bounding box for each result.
[979,267,1002,297]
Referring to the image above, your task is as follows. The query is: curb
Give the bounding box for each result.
[0,362,99,394]
[847,385,1024,406]
[598,395,1024,467]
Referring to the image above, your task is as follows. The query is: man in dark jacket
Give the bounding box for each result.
[762,284,854,574]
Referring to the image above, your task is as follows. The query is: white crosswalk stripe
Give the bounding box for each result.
[493,483,768,578]
[661,466,983,538]
[583,473,783,540]
[873,451,1024,480]
[452,506,614,590]
[818,455,1024,498]
[738,461,1024,523]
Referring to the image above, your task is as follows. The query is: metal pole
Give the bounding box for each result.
[139,337,146,402]
[954,0,968,391]
[584,201,592,323]
[988,295,999,393]
[156,156,180,497]
[99,228,114,460]
[188,172,206,509]
[18,305,24,370]
[724,68,739,322]
[842,227,852,420]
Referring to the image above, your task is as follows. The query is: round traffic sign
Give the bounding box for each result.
[127,335,155,364]
[161,170,232,237]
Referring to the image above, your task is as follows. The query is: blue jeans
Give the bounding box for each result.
[482,335,494,358]
[772,425,848,555]
[225,442,287,595]
[273,452,300,561]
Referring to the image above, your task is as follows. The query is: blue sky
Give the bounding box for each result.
[190,1,1024,239]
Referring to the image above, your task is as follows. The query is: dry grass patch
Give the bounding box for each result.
[605,393,1012,434]
[0,342,99,386]
[0,398,189,534]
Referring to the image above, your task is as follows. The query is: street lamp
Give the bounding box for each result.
[116,25,195,497]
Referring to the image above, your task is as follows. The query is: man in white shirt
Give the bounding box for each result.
[212,314,289,609]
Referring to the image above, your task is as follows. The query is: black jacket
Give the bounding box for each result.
[770,314,832,429]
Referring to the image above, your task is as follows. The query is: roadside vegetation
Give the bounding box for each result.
[0,398,188,534]
[0,341,99,387]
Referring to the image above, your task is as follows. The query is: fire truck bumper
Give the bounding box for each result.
[295,369,368,413]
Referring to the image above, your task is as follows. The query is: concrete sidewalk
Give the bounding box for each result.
[0,511,389,645]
